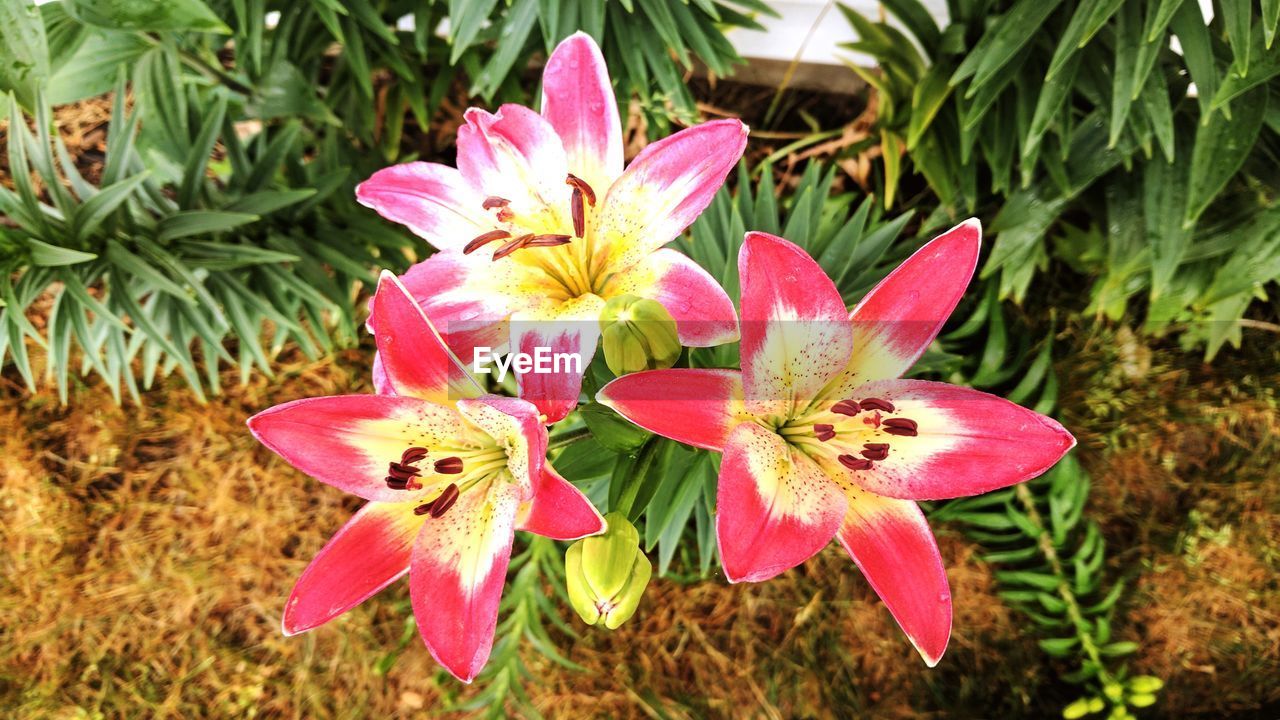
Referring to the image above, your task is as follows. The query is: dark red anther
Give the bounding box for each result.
[831,399,861,416]
[565,174,596,206]
[861,443,890,461]
[401,446,429,464]
[414,501,435,516]
[860,397,895,413]
[839,454,874,471]
[464,229,512,255]
[482,196,511,210]
[492,234,533,260]
[814,424,835,442]
[385,476,409,490]
[430,483,461,518]
[524,234,573,248]
[388,462,422,478]
[883,418,918,437]
[570,187,585,237]
[434,456,464,475]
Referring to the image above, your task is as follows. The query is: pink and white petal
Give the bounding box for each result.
[509,293,606,424]
[596,119,748,271]
[843,219,982,385]
[409,481,520,683]
[597,368,748,452]
[456,394,548,499]
[372,271,483,403]
[371,351,393,395]
[717,422,847,583]
[839,379,1076,501]
[282,501,421,635]
[391,251,529,366]
[739,232,854,417]
[516,462,606,540]
[247,394,469,503]
[355,162,491,252]
[836,492,951,666]
[541,31,623,193]
[604,248,739,347]
[456,104,572,232]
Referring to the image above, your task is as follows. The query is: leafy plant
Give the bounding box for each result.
[839,0,1280,358]
[0,0,772,400]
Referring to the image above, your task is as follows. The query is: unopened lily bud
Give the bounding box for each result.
[565,512,652,629]
[599,295,681,376]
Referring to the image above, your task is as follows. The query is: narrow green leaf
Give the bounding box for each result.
[156,211,259,241]
[964,0,1064,94]
[1220,0,1251,76]
[1185,86,1267,226]
[26,238,97,267]
[0,0,49,110]
[1045,0,1125,80]
[66,0,230,33]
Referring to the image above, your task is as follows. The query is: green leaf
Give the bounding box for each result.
[1210,27,1280,110]
[448,0,499,63]
[72,172,150,241]
[1108,1,1141,147]
[1265,0,1280,49]
[1220,0,1251,76]
[157,211,260,242]
[66,0,230,33]
[906,60,955,150]
[1045,0,1125,80]
[0,0,49,110]
[962,0,1064,94]
[26,238,97,267]
[179,93,227,209]
[1169,0,1219,118]
[1185,86,1267,227]
[46,28,148,105]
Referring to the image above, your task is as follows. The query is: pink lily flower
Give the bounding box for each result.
[596,221,1075,666]
[356,31,745,422]
[247,272,605,683]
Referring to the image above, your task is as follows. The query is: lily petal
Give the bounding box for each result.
[409,481,521,683]
[541,31,623,194]
[596,119,748,272]
[457,104,572,232]
[393,250,527,366]
[597,368,746,452]
[371,270,483,403]
[516,462,606,540]
[605,248,739,347]
[456,394,548,498]
[355,162,491,252]
[739,231,854,417]
[510,293,606,424]
[835,379,1076,501]
[282,501,420,635]
[717,422,847,583]
[247,394,469,503]
[844,219,982,384]
[835,492,951,666]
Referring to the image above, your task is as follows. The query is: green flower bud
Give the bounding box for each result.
[1127,693,1156,708]
[565,512,652,629]
[580,402,650,453]
[599,295,681,376]
[1062,698,1091,719]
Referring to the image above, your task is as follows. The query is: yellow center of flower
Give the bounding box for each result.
[383,440,513,518]
[776,395,919,472]
[462,174,616,302]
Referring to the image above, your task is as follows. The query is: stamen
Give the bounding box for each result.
[860,397,895,413]
[385,476,409,490]
[814,424,835,442]
[524,233,573,248]
[401,447,429,464]
[883,418,918,437]
[831,400,861,416]
[414,501,435,516]
[861,443,890,461]
[482,196,511,210]
[565,174,596,206]
[492,234,533,260]
[433,456,464,474]
[388,462,421,478]
[464,229,512,255]
[430,483,460,518]
[839,454,874,471]
[571,188,585,237]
